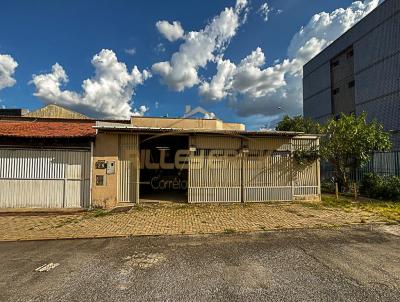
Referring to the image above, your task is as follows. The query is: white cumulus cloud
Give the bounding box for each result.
[200,47,295,103]
[156,20,185,42]
[0,54,18,90]
[259,3,271,21]
[132,105,149,116]
[152,0,248,92]
[31,49,151,119]
[201,0,382,119]
[258,2,282,22]
[203,111,216,119]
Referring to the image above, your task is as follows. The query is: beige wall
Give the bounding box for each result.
[130,116,245,131]
[92,133,119,208]
[222,122,245,131]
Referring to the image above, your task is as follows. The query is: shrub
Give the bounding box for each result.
[361,173,400,201]
[361,173,382,198]
[321,179,336,194]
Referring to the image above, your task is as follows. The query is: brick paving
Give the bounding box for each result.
[0,202,391,241]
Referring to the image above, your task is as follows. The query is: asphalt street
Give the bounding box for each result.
[0,225,399,302]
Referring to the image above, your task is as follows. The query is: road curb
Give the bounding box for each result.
[0,222,397,243]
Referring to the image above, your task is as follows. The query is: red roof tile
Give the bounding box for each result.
[0,120,96,138]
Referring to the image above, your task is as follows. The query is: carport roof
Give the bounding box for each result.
[93,121,315,137]
[0,120,96,138]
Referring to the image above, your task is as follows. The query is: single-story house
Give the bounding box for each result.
[91,116,320,208]
[0,106,320,209]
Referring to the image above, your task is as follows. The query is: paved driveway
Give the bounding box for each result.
[0,225,399,302]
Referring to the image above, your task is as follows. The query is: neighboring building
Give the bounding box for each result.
[303,0,400,149]
[0,119,95,208]
[24,104,90,119]
[0,104,89,119]
[0,108,28,116]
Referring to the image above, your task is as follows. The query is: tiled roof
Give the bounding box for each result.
[0,120,96,138]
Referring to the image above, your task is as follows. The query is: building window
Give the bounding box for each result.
[331,60,340,68]
[347,50,354,58]
[332,88,340,95]
[348,80,355,88]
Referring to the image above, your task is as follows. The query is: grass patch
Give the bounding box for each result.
[133,205,145,212]
[320,195,354,208]
[302,194,400,222]
[300,202,323,210]
[53,217,81,228]
[356,202,400,222]
[224,228,236,234]
[92,209,113,218]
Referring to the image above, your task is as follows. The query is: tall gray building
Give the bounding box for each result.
[303,0,400,149]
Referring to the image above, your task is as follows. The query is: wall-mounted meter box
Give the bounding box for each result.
[106,161,115,175]
[95,160,107,169]
[96,175,106,186]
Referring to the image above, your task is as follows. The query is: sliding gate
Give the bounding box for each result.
[188,135,242,203]
[243,137,293,202]
[188,135,319,203]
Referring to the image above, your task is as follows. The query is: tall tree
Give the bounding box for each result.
[320,113,391,189]
[275,115,321,134]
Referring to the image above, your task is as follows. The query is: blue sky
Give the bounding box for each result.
[0,0,381,129]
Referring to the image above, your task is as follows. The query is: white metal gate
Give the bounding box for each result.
[292,137,320,197]
[243,137,293,202]
[0,148,91,208]
[188,136,242,203]
[243,152,293,202]
[186,135,320,203]
[118,134,139,203]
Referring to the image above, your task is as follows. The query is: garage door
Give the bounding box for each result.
[0,148,91,208]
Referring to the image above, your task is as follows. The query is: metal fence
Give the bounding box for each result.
[321,151,400,183]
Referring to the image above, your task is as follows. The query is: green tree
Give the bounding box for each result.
[275,115,321,134]
[320,113,391,190]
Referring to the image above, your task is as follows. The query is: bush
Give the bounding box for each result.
[361,173,400,201]
[321,179,336,194]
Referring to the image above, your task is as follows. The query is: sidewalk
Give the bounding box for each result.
[0,201,394,241]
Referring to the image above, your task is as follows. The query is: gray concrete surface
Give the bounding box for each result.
[0,225,399,302]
